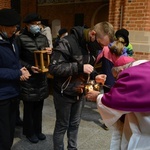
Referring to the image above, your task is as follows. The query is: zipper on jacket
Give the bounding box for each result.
[61,76,72,96]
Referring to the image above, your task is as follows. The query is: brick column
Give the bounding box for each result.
[0,0,11,9]
[109,0,150,60]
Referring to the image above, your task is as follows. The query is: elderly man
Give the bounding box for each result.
[0,8,30,150]
[86,56,150,150]
[16,13,52,143]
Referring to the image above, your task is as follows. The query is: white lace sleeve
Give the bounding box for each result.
[96,94,129,127]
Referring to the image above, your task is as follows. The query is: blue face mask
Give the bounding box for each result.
[29,25,40,34]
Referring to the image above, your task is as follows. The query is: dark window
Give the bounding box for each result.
[11,0,20,13]
[74,13,84,26]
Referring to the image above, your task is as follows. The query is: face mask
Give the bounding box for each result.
[29,25,40,34]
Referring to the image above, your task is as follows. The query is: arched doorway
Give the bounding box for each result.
[91,4,109,26]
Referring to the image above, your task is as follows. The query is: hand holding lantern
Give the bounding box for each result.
[34,49,50,72]
[85,74,107,101]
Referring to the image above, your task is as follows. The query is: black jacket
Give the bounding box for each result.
[16,28,49,101]
[49,26,99,97]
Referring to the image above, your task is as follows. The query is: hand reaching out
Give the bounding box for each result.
[95,74,107,85]
[86,90,100,102]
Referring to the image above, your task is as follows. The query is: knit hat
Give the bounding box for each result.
[114,56,135,67]
[115,28,129,46]
[23,13,41,23]
[0,8,20,26]
[58,28,68,36]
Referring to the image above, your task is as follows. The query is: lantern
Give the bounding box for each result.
[34,50,50,72]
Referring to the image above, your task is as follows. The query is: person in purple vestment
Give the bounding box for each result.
[86,56,150,150]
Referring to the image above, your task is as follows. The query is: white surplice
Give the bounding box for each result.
[97,94,150,150]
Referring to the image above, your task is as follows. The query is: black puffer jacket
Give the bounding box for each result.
[16,28,49,101]
[49,26,98,97]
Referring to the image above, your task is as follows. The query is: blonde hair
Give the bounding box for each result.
[117,37,126,45]
[109,41,125,56]
[93,22,115,42]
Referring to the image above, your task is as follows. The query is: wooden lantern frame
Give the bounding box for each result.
[34,50,50,72]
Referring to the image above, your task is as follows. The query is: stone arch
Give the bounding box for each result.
[91,3,109,27]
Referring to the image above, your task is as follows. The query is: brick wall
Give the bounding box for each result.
[21,0,37,20]
[109,0,150,60]
[1,0,150,60]
[20,0,37,27]
[0,0,10,9]
[38,1,108,35]
[109,0,150,31]
[0,0,37,28]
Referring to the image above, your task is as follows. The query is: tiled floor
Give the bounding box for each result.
[12,95,112,150]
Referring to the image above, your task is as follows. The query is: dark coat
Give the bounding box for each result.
[16,28,49,101]
[49,26,98,97]
[0,35,21,100]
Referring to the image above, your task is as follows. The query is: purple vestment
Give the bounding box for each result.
[102,61,150,112]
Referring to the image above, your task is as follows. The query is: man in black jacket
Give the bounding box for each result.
[16,13,52,143]
[49,22,115,150]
